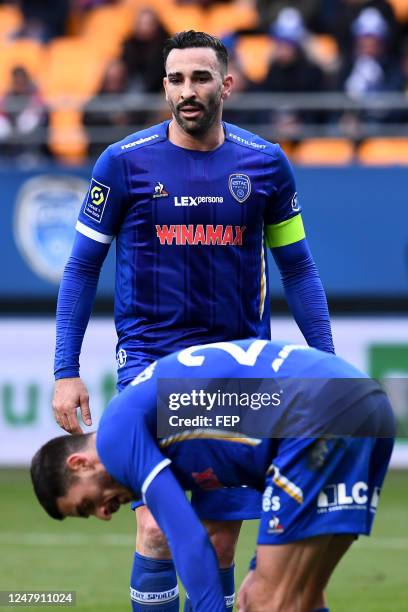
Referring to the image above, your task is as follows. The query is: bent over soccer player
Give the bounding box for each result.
[53,31,334,610]
[36,340,395,612]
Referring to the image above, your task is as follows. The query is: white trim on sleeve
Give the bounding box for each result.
[141,458,172,503]
[76,220,114,244]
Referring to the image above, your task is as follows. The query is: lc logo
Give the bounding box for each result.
[317,481,368,508]
[91,186,105,206]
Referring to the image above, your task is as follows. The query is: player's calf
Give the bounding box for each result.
[135,506,172,559]
[241,535,353,612]
[131,507,178,611]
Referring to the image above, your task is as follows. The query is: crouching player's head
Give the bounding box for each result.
[30,433,133,521]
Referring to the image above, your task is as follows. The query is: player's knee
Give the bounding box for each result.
[206,521,241,568]
[136,513,171,558]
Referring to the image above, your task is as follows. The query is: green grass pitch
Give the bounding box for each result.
[0,469,407,611]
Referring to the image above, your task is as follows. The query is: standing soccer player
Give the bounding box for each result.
[53,31,334,611]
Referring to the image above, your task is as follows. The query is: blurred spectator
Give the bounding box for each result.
[338,8,403,135]
[12,0,69,42]
[330,0,400,65]
[0,66,49,164]
[259,8,327,139]
[222,56,259,125]
[83,59,147,159]
[256,0,321,33]
[121,8,169,93]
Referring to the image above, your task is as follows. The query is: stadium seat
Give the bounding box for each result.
[206,3,259,38]
[292,138,355,165]
[388,0,408,22]
[235,35,274,83]
[81,3,135,56]
[48,109,87,164]
[357,138,408,165]
[41,38,110,102]
[0,4,22,41]
[0,39,46,95]
[153,0,205,35]
[308,34,339,71]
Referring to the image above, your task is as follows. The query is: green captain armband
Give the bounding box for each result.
[265,214,305,248]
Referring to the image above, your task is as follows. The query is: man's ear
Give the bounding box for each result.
[163,77,169,101]
[221,73,234,101]
[66,453,93,473]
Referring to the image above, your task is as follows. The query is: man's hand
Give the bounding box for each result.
[52,377,92,434]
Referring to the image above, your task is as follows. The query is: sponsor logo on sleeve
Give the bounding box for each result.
[83,179,110,223]
[229,173,251,203]
[291,192,300,212]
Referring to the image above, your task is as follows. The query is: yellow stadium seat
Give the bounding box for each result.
[388,0,408,22]
[293,138,355,165]
[357,138,408,165]
[206,3,259,38]
[235,35,274,82]
[0,39,46,95]
[41,38,110,102]
[154,1,205,35]
[308,34,339,70]
[0,4,22,41]
[81,3,135,55]
[49,109,87,164]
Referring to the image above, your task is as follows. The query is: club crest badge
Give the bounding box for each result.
[14,175,88,284]
[228,173,251,203]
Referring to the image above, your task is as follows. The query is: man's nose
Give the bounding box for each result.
[95,505,112,521]
[180,80,196,100]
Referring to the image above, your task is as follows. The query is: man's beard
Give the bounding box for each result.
[171,91,222,136]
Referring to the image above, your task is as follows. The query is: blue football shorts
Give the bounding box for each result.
[258,392,395,545]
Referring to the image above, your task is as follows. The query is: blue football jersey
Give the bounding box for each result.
[96,339,378,501]
[76,121,303,383]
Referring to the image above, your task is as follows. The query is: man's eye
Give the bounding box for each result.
[169,78,181,84]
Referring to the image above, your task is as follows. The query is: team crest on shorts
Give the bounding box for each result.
[228,173,251,203]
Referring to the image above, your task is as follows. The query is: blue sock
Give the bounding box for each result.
[314,608,330,612]
[130,553,179,611]
[184,564,235,611]
[220,565,235,609]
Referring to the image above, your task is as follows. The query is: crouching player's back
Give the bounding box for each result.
[32,340,395,612]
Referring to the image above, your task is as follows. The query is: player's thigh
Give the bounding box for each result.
[135,505,171,559]
[202,519,242,568]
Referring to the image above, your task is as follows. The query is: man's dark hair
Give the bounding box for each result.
[30,433,92,520]
[163,30,228,75]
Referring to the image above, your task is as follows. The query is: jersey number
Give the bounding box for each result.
[177,340,269,367]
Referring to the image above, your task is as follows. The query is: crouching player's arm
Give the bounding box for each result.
[144,466,225,612]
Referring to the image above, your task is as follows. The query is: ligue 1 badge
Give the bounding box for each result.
[229,173,251,203]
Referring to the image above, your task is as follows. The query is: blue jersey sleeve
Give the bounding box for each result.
[272,239,335,354]
[145,467,225,612]
[54,232,109,379]
[54,145,127,379]
[96,373,170,498]
[264,146,301,226]
[76,146,127,243]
